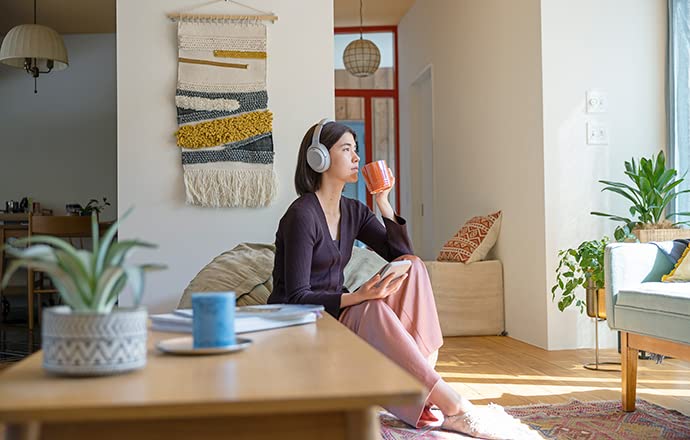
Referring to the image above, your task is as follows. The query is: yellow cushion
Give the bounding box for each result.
[662,246,690,282]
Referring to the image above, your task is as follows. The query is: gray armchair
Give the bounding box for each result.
[605,242,690,411]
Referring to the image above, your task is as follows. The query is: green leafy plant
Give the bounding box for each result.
[80,197,111,216]
[551,237,610,313]
[591,151,690,241]
[1,209,165,313]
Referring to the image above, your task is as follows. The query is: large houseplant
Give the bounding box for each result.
[551,237,610,318]
[1,210,164,376]
[591,151,690,242]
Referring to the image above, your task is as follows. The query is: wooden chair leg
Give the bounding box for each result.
[37,294,42,327]
[27,268,34,331]
[621,332,638,411]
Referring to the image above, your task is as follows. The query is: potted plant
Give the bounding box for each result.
[1,209,164,376]
[551,237,610,318]
[80,197,111,217]
[591,151,690,242]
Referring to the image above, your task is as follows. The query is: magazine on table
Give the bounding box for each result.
[174,304,324,320]
[150,304,324,334]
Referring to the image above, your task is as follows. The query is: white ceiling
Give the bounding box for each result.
[1,0,414,35]
[334,0,416,27]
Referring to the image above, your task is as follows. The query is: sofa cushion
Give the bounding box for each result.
[616,282,690,317]
[179,242,276,309]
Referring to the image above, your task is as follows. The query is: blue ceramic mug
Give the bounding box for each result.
[191,292,236,348]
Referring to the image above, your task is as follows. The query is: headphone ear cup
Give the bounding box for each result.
[307,143,330,173]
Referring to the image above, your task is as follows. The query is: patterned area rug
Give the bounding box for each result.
[380,399,690,439]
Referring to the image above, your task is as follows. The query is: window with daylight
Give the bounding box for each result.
[334,28,400,215]
[669,0,690,217]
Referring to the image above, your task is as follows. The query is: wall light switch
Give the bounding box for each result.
[587,121,609,145]
[586,90,607,113]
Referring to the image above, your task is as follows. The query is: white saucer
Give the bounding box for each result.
[156,336,252,355]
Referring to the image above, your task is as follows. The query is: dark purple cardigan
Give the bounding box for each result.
[268,192,413,318]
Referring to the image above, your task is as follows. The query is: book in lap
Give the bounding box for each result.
[151,304,324,334]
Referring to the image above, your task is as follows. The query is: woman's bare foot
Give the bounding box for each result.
[428,380,539,438]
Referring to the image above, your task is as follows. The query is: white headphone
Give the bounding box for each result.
[306,118,334,173]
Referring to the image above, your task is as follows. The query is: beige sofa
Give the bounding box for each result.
[425,260,505,337]
[179,243,505,337]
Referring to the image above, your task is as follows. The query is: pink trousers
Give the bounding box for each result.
[339,255,444,427]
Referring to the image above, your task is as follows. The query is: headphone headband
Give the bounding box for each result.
[312,118,334,147]
[306,118,335,173]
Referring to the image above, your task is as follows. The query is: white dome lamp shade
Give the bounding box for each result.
[342,0,380,78]
[0,0,69,93]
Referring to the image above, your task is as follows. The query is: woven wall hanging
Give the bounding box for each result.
[169,2,278,208]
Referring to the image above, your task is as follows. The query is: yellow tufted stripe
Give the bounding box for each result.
[176,110,273,149]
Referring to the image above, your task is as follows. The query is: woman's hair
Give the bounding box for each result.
[294,121,357,196]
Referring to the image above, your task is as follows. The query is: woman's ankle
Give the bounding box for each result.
[429,380,475,417]
[445,396,474,417]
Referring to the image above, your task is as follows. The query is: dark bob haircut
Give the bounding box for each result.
[294,121,357,196]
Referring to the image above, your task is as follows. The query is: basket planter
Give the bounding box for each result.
[42,306,148,376]
[633,228,690,243]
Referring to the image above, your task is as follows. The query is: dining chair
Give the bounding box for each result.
[0,213,29,321]
[26,214,92,331]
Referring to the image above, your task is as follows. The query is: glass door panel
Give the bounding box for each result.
[371,97,397,214]
[336,96,368,205]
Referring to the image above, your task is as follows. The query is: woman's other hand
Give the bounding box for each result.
[357,271,407,300]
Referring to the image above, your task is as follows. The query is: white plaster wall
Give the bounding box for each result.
[117,0,334,312]
[542,0,667,349]
[399,0,548,348]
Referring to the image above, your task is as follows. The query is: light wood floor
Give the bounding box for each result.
[439,336,690,416]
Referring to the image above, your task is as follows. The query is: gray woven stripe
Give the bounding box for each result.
[176,89,268,102]
[182,150,274,165]
[176,90,268,124]
[182,134,274,165]
[220,133,272,150]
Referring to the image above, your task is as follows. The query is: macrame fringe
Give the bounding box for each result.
[183,167,277,208]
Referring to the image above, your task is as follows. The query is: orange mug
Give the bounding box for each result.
[362,160,393,194]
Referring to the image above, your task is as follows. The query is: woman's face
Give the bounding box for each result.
[326,132,360,184]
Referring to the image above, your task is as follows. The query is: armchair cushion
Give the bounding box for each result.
[616,283,690,316]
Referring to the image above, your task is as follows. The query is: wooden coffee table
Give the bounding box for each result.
[0,314,425,440]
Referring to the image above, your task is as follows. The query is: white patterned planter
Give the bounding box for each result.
[42,306,148,376]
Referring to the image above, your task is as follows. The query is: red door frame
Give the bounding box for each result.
[335,26,401,212]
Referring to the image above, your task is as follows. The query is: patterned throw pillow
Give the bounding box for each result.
[437,211,502,263]
[662,246,690,282]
